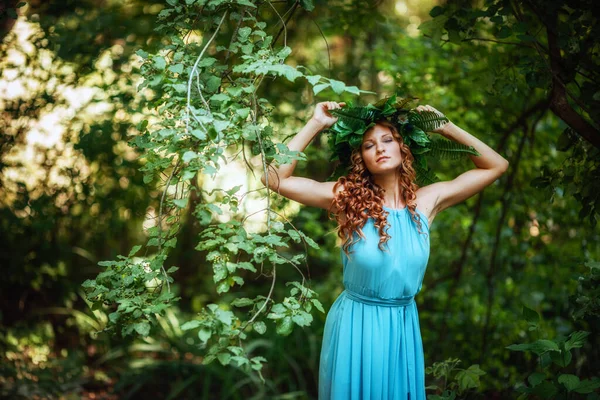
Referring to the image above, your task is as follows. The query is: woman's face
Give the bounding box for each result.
[360,124,402,174]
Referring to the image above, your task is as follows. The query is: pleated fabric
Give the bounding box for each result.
[319,206,431,400]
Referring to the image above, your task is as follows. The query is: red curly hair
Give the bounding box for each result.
[328,119,427,256]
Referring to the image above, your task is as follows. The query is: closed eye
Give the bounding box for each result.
[364,139,393,149]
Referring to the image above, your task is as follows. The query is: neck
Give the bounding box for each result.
[372,170,404,208]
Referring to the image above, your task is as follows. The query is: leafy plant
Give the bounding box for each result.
[571,260,600,321]
[79,0,344,380]
[425,358,486,399]
[506,306,600,399]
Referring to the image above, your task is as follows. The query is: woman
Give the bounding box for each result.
[261,101,509,399]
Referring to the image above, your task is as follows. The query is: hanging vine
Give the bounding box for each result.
[81,0,367,377]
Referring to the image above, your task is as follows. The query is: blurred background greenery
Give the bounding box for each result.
[1,0,599,399]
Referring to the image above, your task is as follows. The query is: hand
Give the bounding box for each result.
[311,101,346,129]
[414,104,452,135]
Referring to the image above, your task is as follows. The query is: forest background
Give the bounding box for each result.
[1,0,599,399]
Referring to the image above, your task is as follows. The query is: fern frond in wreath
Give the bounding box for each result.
[427,137,480,160]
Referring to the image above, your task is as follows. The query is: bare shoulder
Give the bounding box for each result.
[415,184,442,227]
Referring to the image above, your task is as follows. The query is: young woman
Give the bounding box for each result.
[261,101,509,399]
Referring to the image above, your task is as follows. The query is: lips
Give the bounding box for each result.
[376,156,390,163]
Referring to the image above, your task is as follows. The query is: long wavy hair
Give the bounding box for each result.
[328,119,427,256]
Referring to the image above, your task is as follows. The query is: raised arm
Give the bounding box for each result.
[260,101,346,211]
[417,105,510,215]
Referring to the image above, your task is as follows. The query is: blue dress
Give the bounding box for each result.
[319,206,431,400]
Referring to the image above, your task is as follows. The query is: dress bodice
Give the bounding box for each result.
[341,206,430,300]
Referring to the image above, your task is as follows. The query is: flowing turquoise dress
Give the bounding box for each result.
[319,206,431,400]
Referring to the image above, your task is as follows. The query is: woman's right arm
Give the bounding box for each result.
[260,101,345,211]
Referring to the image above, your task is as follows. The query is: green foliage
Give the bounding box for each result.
[572,260,600,320]
[506,305,600,398]
[425,358,486,399]
[530,128,600,227]
[78,0,336,380]
[2,0,600,397]
[422,0,600,225]
[81,246,180,338]
[0,322,87,399]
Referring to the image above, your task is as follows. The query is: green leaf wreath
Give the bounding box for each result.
[325,94,481,185]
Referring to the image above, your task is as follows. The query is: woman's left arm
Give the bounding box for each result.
[419,106,510,214]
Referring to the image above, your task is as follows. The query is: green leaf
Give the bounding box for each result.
[429,6,445,17]
[270,64,303,82]
[522,305,540,324]
[507,340,559,355]
[253,321,266,334]
[306,75,322,85]
[215,309,234,326]
[550,349,572,367]
[311,299,325,313]
[173,198,188,208]
[313,83,329,94]
[330,80,346,94]
[198,329,211,343]
[558,374,580,391]
[153,56,166,70]
[574,378,600,394]
[136,49,149,59]
[134,322,151,336]
[231,298,254,307]
[564,331,589,351]
[531,381,558,398]
[216,280,230,293]
[238,27,252,42]
[217,352,231,366]
[455,364,486,391]
[427,137,480,159]
[211,93,230,103]
[236,0,257,7]
[181,320,202,330]
[345,86,360,95]
[407,110,449,132]
[168,64,184,74]
[129,245,142,257]
[291,311,313,327]
[528,372,546,387]
[276,316,293,336]
[288,229,301,243]
[299,0,314,11]
[183,151,198,163]
[530,339,560,354]
[191,129,206,141]
[172,83,187,93]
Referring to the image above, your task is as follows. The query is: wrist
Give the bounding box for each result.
[439,121,456,137]
[308,117,328,132]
